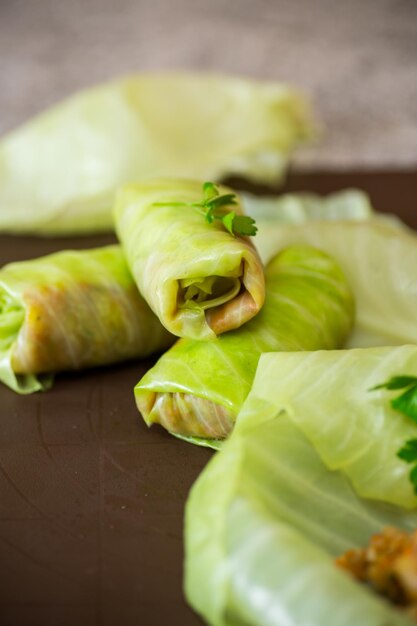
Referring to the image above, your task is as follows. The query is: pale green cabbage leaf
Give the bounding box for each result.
[0,73,312,235]
[243,187,406,231]
[0,245,173,393]
[185,411,417,626]
[242,188,374,222]
[241,347,417,509]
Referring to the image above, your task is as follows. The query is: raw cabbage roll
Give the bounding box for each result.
[241,347,417,509]
[255,219,417,347]
[135,246,353,444]
[0,73,312,235]
[114,180,265,340]
[0,245,173,394]
[185,410,417,626]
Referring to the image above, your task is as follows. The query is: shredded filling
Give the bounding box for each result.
[178,275,241,310]
[149,391,235,439]
[336,527,417,620]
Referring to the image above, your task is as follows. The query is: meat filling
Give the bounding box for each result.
[336,527,417,619]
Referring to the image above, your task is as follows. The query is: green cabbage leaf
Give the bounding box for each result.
[0,73,312,235]
[242,188,374,222]
[185,407,417,626]
[241,347,417,509]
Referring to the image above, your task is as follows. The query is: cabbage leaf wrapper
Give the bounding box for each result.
[255,220,417,347]
[185,409,417,626]
[0,73,312,235]
[114,180,265,340]
[242,188,374,223]
[241,347,417,509]
[135,245,353,444]
[0,245,174,393]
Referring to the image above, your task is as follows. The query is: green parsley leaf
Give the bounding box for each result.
[205,205,216,224]
[392,386,417,424]
[409,465,417,494]
[220,213,257,237]
[221,211,236,235]
[205,193,238,210]
[152,182,257,237]
[371,375,417,391]
[203,182,219,202]
[374,374,417,494]
[232,215,258,236]
[397,439,417,463]
[205,194,238,227]
[371,375,417,423]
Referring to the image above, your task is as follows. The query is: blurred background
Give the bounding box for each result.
[0,0,416,170]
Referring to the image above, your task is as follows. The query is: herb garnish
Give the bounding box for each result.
[397,439,417,494]
[371,375,417,493]
[371,375,417,423]
[154,182,257,237]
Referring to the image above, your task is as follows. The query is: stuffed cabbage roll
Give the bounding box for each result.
[135,245,353,444]
[185,410,417,626]
[114,180,265,340]
[0,73,312,235]
[0,245,174,393]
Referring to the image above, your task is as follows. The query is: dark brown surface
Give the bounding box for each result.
[0,170,416,626]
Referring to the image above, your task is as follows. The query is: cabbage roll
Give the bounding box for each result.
[0,245,173,393]
[185,410,417,626]
[0,73,312,235]
[135,246,354,444]
[114,180,265,340]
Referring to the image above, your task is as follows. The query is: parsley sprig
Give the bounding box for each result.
[154,182,257,237]
[398,438,417,494]
[371,375,417,423]
[371,375,417,493]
